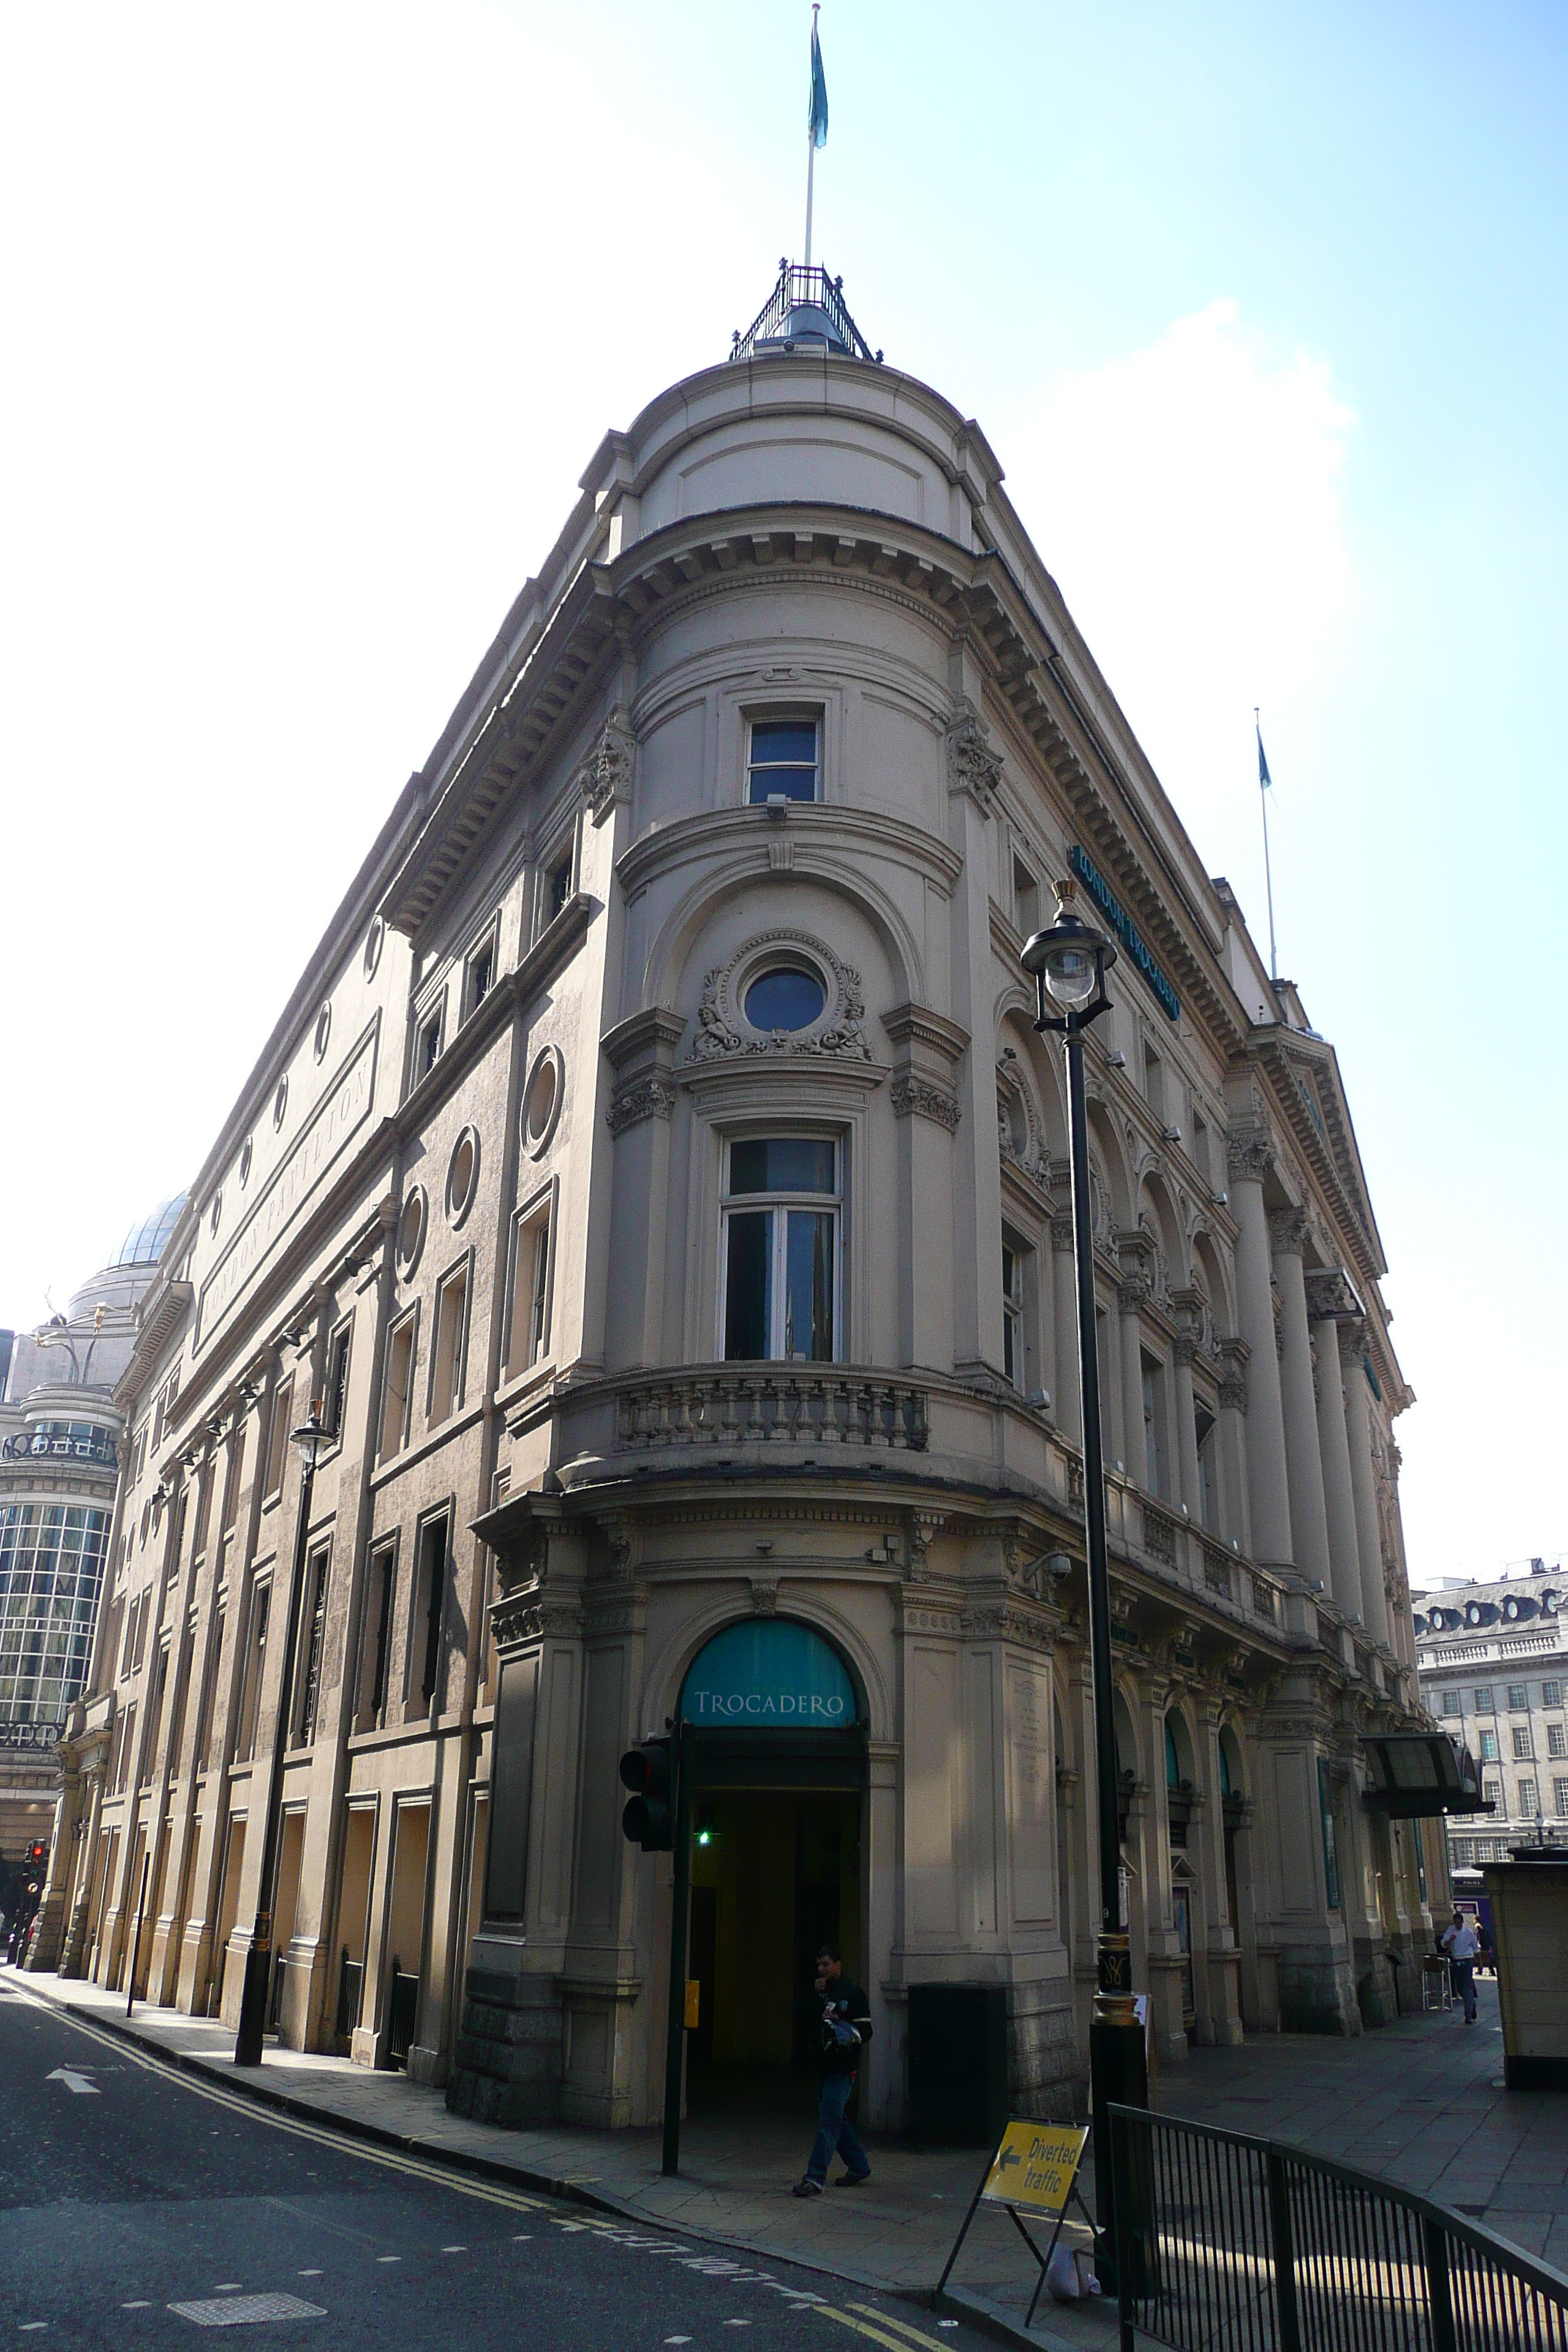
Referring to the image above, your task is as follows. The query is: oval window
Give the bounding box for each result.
[522,1047,563,1158]
[447,1128,479,1225]
[396,1186,427,1275]
[744,967,825,1033]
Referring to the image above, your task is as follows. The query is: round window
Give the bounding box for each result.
[447,1128,480,1226]
[209,1191,223,1237]
[396,1186,427,1276]
[522,1047,564,1159]
[363,917,385,978]
[313,1000,332,1062]
[743,966,824,1033]
[273,1077,288,1130]
[238,1137,253,1188]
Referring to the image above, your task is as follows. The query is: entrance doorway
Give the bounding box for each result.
[686,1787,862,2117]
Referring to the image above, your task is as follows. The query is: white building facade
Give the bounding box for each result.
[39,268,1437,2127]
[1414,1568,1568,1866]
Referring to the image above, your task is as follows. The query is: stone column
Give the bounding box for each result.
[1049,1214,1082,1446]
[1173,1335,1203,1520]
[1268,1210,1333,1593]
[1304,1270,1363,1618]
[1216,1339,1254,1556]
[1119,1279,1147,1487]
[1341,1322,1391,1648]
[1226,1136,1294,1569]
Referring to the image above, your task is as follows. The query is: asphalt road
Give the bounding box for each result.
[0,1977,991,2352]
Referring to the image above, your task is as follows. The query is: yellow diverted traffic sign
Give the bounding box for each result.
[981,2122,1088,2215]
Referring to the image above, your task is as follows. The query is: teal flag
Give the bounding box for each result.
[809,18,829,148]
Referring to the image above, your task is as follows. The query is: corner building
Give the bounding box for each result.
[44,271,1439,2126]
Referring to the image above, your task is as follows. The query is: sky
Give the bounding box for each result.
[2,1,1564,1580]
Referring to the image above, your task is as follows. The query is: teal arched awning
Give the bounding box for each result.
[679,1618,858,1730]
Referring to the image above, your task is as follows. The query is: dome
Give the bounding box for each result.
[109,1194,188,1270]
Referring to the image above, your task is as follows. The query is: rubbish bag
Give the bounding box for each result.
[1046,2244,1101,2301]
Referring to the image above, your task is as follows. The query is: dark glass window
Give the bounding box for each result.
[724,1213,772,1360]
[722,1137,838,1362]
[550,856,573,917]
[747,718,819,804]
[469,941,494,1007]
[744,967,825,1033]
[729,1139,835,1196]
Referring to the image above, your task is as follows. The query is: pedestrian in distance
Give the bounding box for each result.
[1439,1907,1481,2023]
[793,1944,872,2197]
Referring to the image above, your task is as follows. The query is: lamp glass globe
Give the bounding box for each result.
[1044,946,1098,1009]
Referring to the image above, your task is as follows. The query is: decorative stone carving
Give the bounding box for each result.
[606,1078,676,1135]
[1226,1131,1274,1186]
[892,1075,961,1130]
[945,706,1003,817]
[962,1601,1057,1651]
[1267,1205,1312,1257]
[1336,1317,1368,1370]
[1303,1266,1360,1324]
[685,931,872,1065]
[578,714,635,824]
[1049,1213,1075,1254]
[747,1576,780,1616]
[1217,1335,1250,1414]
[997,1052,1051,1186]
[492,1586,584,1651]
[907,1508,947,1580]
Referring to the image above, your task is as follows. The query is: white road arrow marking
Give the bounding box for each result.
[45,2068,99,2095]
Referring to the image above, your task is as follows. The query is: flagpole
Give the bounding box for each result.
[804,4,820,265]
[1256,706,1278,984]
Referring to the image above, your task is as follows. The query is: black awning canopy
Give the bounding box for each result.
[1362,1731,1495,1818]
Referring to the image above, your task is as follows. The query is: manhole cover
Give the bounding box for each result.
[170,2294,326,2327]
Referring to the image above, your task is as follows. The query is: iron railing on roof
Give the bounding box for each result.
[732,260,879,362]
[1109,2103,1568,2352]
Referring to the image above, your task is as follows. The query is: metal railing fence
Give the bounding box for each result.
[1109,2104,1568,2352]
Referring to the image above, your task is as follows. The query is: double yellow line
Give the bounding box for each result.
[818,2302,957,2350]
[11,1984,965,2345]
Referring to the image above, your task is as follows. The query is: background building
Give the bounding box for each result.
[1413,1565,1568,1868]
[0,1199,183,1924]
[38,267,1436,2123]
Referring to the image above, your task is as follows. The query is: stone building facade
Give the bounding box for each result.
[1414,1567,1568,1867]
[0,1200,183,1916]
[37,267,1437,2125]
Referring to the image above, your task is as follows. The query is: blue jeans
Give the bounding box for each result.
[1450,1959,1477,2019]
[806,2070,869,2184]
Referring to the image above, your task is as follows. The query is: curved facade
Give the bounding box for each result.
[41,288,1436,2124]
[0,1213,175,1910]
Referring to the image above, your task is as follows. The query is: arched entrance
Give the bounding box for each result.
[679,1619,866,2117]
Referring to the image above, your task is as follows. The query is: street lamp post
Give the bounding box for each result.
[234,1402,328,2068]
[1023,876,1148,2287]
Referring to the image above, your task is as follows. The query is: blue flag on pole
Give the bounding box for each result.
[809,17,829,148]
[1256,724,1273,791]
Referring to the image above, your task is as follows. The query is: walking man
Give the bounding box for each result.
[1439,1907,1480,2023]
[794,1944,872,2196]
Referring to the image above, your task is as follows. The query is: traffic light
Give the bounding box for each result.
[26,1842,46,1869]
[619,1737,674,1851]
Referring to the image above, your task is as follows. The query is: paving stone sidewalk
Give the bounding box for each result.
[1155,1972,1568,2273]
[15,1967,1563,2341]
